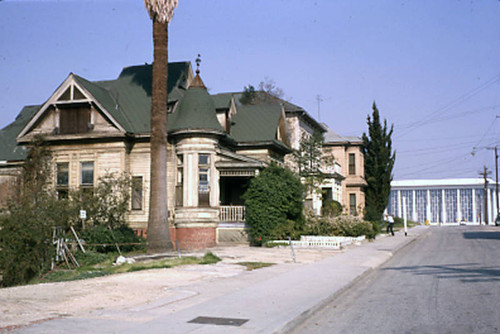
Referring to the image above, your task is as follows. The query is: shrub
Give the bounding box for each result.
[393,216,418,228]
[0,139,138,286]
[370,220,382,238]
[304,208,335,235]
[304,210,377,239]
[0,201,54,287]
[79,225,145,253]
[74,251,112,267]
[69,173,133,229]
[322,199,342,217]
[0,138,57,287]
[242,164,305,245]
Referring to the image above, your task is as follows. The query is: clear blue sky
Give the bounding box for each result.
[1,0,499,180]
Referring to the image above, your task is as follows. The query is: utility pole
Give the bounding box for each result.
[479,166,491,225]
[473,145,499,220]
[495,147,498,219]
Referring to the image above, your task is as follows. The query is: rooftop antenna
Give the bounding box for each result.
[316,94,323,121]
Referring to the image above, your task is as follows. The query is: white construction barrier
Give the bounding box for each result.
[268,235,366,249]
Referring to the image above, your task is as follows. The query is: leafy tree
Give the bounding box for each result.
[239,78,286,105]
[0,138,140,286]
[294,131,325,191]
[0,138,58,286]
[258,77,285,101]
[242,164,305,245]
[144,0,178,253]
[362,102,395,221]
[239,85,256,104]
[69,173,134,229]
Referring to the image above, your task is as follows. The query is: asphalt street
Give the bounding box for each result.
[291,226,500,334]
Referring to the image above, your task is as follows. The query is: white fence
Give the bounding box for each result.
[269,235,366,249]
[219,205,246,222]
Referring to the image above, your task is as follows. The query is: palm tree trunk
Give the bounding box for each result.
[147,19,172,253]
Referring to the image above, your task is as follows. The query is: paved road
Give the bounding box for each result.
[291,226,500,334]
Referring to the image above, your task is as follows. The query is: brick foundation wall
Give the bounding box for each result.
[135,226,215,250]
[175,227,216,250]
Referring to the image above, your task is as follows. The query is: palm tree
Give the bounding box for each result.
[144,0,178,253]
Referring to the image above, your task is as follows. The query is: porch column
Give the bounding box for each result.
[210,153,219,207]
[457,189,461,223]
[184,153,196,206]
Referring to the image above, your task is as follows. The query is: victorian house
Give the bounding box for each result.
[0,61,365,249]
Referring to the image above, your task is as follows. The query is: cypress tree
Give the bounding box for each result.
[362,102,396,221]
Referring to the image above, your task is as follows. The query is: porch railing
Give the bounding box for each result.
[220,205,246,222]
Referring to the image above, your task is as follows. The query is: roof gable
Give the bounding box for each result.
[95,62,191,134]
[17,73,126,140]
[16,62,193,139]
[231,104,281,142]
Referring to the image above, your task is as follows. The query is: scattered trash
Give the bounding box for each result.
[114,256,136,265]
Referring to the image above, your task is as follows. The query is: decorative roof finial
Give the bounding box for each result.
[195,54,201,75]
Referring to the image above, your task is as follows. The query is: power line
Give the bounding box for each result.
[397,134,498,143]
[395,73,500,138]
[473,117,498,149]
[397,139,487,155]
[396,152,472,176]
[398,104,500,129]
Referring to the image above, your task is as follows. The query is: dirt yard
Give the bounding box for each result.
[0,245,341,330]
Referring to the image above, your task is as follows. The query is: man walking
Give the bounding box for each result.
[385,214,395,236]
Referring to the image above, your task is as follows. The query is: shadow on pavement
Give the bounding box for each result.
[382,263,500,283]
[462,231,500,240]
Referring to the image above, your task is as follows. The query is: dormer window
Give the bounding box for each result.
[56,83,93,135]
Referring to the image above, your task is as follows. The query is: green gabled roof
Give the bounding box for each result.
[73,74,135,133]
[213,91,304,112]
[94,62,190,134]
[168,87,224,133]
[210,92,290,151]
[230,104,281,142]
[212,93,233,109]
[0,105,40,162]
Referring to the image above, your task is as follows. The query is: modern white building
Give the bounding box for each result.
[387,178,498,225]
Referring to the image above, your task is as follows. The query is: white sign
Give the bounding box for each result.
[79,210,87,220]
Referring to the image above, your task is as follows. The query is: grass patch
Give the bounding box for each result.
[200,252,221,264]
[29,251,222,285]
[264,241,289,248]
[236,262,275,271]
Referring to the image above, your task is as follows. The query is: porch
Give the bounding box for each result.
[219,205,246,222]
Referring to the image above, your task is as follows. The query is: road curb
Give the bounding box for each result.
[277,227,429,334]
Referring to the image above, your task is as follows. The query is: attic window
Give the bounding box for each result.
[73,86,86,100]
[167,102,175,114]
[57,85,86,101]
[58,87,71,101]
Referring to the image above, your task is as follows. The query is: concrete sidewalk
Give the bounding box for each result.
[10,226,429,334]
